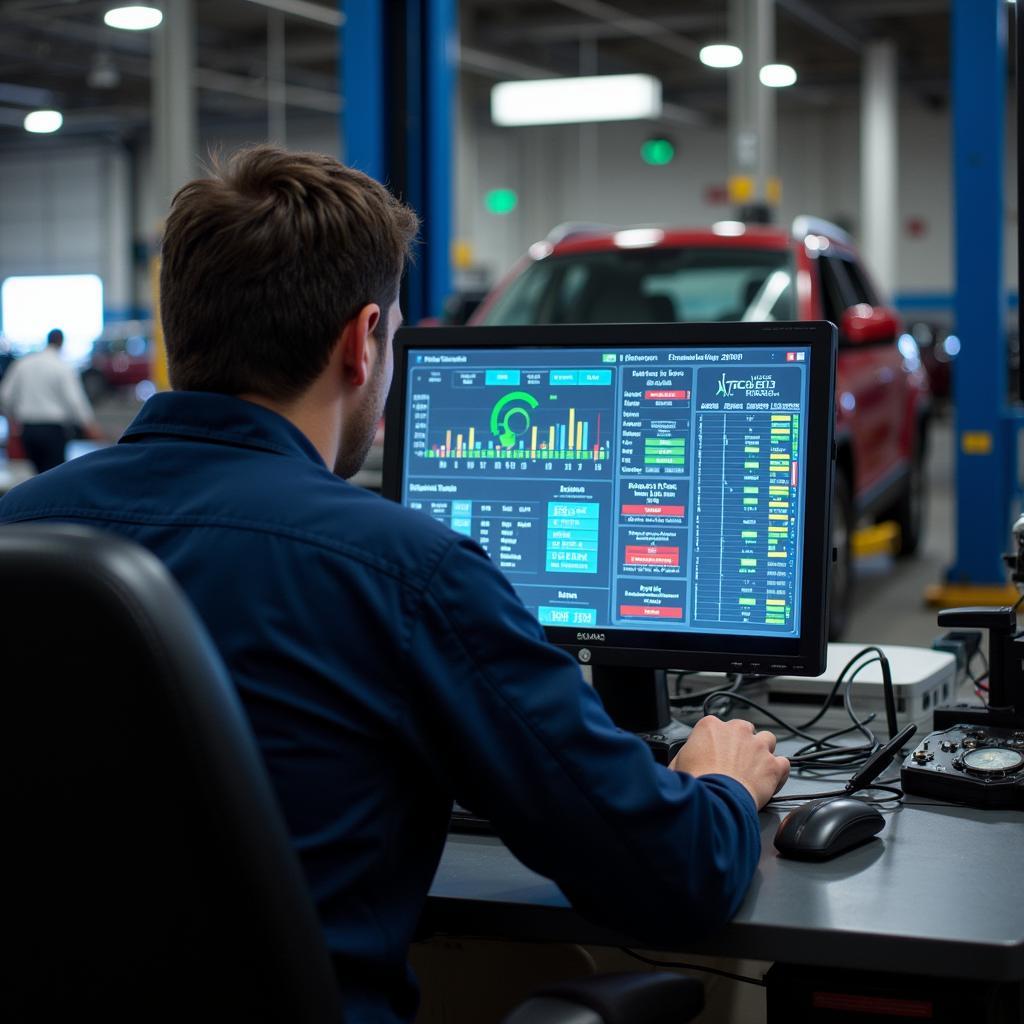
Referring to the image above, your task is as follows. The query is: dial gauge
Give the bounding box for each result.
[961,747,1024,777]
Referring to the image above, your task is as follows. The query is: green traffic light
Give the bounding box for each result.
[485,188,518,215]
[641,138,675,166]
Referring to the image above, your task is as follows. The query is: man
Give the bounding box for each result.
[0,146,788,1023]
[0,328,102,474]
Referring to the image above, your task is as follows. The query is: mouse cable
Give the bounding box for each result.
[619,948,766,987]
[767,783,904,805]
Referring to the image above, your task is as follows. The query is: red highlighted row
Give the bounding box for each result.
[619,605,683,619]
[621,504,685,517]
[625,545,679,567]
[644,389,690,400]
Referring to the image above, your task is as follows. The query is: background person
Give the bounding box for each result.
[0,328,102,474]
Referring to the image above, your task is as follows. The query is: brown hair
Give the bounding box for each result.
[160,145,419,399]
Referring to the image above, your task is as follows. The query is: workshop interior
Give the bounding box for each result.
[0,2,1023,1023]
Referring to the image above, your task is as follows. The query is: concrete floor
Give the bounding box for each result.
[846,409,960,650]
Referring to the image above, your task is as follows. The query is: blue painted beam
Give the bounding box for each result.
[340,2,384,183]
[341,0,454,324]
[424,0,456,323]
[947,0,1013,584]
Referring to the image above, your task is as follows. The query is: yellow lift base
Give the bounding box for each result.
[852,521,901,559]
[924,582,1020,609]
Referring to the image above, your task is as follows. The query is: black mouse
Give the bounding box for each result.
[773,797,885,860]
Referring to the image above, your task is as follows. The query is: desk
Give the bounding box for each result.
[426,775,1024,992]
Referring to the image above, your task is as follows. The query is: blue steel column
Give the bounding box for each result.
[341,0,454,323]
[425,0,455,322]
[947,0,1011,585]
[340,2,384,181]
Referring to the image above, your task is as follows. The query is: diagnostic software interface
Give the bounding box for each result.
[398,342,812,639]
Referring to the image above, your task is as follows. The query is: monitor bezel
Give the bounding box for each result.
[383,321,836,677]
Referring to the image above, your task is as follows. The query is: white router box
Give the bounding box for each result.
[755,643,958,733]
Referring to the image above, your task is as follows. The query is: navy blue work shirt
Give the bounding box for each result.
[0,391,761,1022]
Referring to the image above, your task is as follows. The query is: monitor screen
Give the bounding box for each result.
[383,322,836,677]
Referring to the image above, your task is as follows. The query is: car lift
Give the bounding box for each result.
[926,0,1023,608]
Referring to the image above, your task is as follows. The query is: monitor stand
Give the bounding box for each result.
[591,665,692,765]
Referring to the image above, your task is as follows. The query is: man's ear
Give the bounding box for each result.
[338,303,381,387]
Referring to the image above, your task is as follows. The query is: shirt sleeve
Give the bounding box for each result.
[59,363,94,426]
[404,536,761,946]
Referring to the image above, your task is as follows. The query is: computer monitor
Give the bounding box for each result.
[383,322,836,737]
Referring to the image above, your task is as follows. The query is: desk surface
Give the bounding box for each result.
[427,776,1024,981]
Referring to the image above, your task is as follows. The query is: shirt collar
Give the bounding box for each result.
[120,391,327,468]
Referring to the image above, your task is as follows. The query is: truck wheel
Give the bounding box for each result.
[889,431,927,558]
[829,471,854,641]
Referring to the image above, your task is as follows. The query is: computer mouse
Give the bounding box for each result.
[773,797,885,861]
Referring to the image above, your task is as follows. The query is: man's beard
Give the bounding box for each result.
[334,354,387,479]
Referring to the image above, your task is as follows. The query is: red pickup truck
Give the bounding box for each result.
[470,217,931,638]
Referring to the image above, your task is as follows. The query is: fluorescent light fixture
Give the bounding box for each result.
[700,44,743,69]
[1,274,104,363]
[760,63,798,88]
[613,228,664,249]
[104,5,163,30]
[491,74,661,127]
[23,109,63,134]
[711,220,746,237]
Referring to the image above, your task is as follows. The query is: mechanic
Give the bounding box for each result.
[0,145,789,1023]
[0,328,103,474]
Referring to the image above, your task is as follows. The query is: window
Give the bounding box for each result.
[483,248,795,326]
[817,256,857,324]
[0,274,104,364]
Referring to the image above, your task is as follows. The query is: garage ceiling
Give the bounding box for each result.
[0,0,954,144]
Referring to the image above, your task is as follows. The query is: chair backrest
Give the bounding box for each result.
[0,523,342,1022]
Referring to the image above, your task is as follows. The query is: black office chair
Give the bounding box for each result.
[0,524,703,1024]
[0,523,343,1022]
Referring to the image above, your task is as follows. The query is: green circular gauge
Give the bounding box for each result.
[961,747,1024,777]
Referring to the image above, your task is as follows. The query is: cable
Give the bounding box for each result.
[619,948,765,987]
[691,648,911,801]
[768,783,904,805]
[670,673,745,709]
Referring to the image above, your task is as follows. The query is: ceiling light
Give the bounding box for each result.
[23,110,63,134]
[104,5,163,31]
[760,63,798,88]
[700,44,743,69]
[491,74,661,127]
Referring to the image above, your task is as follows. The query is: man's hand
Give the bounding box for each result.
[670,715,789,810]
